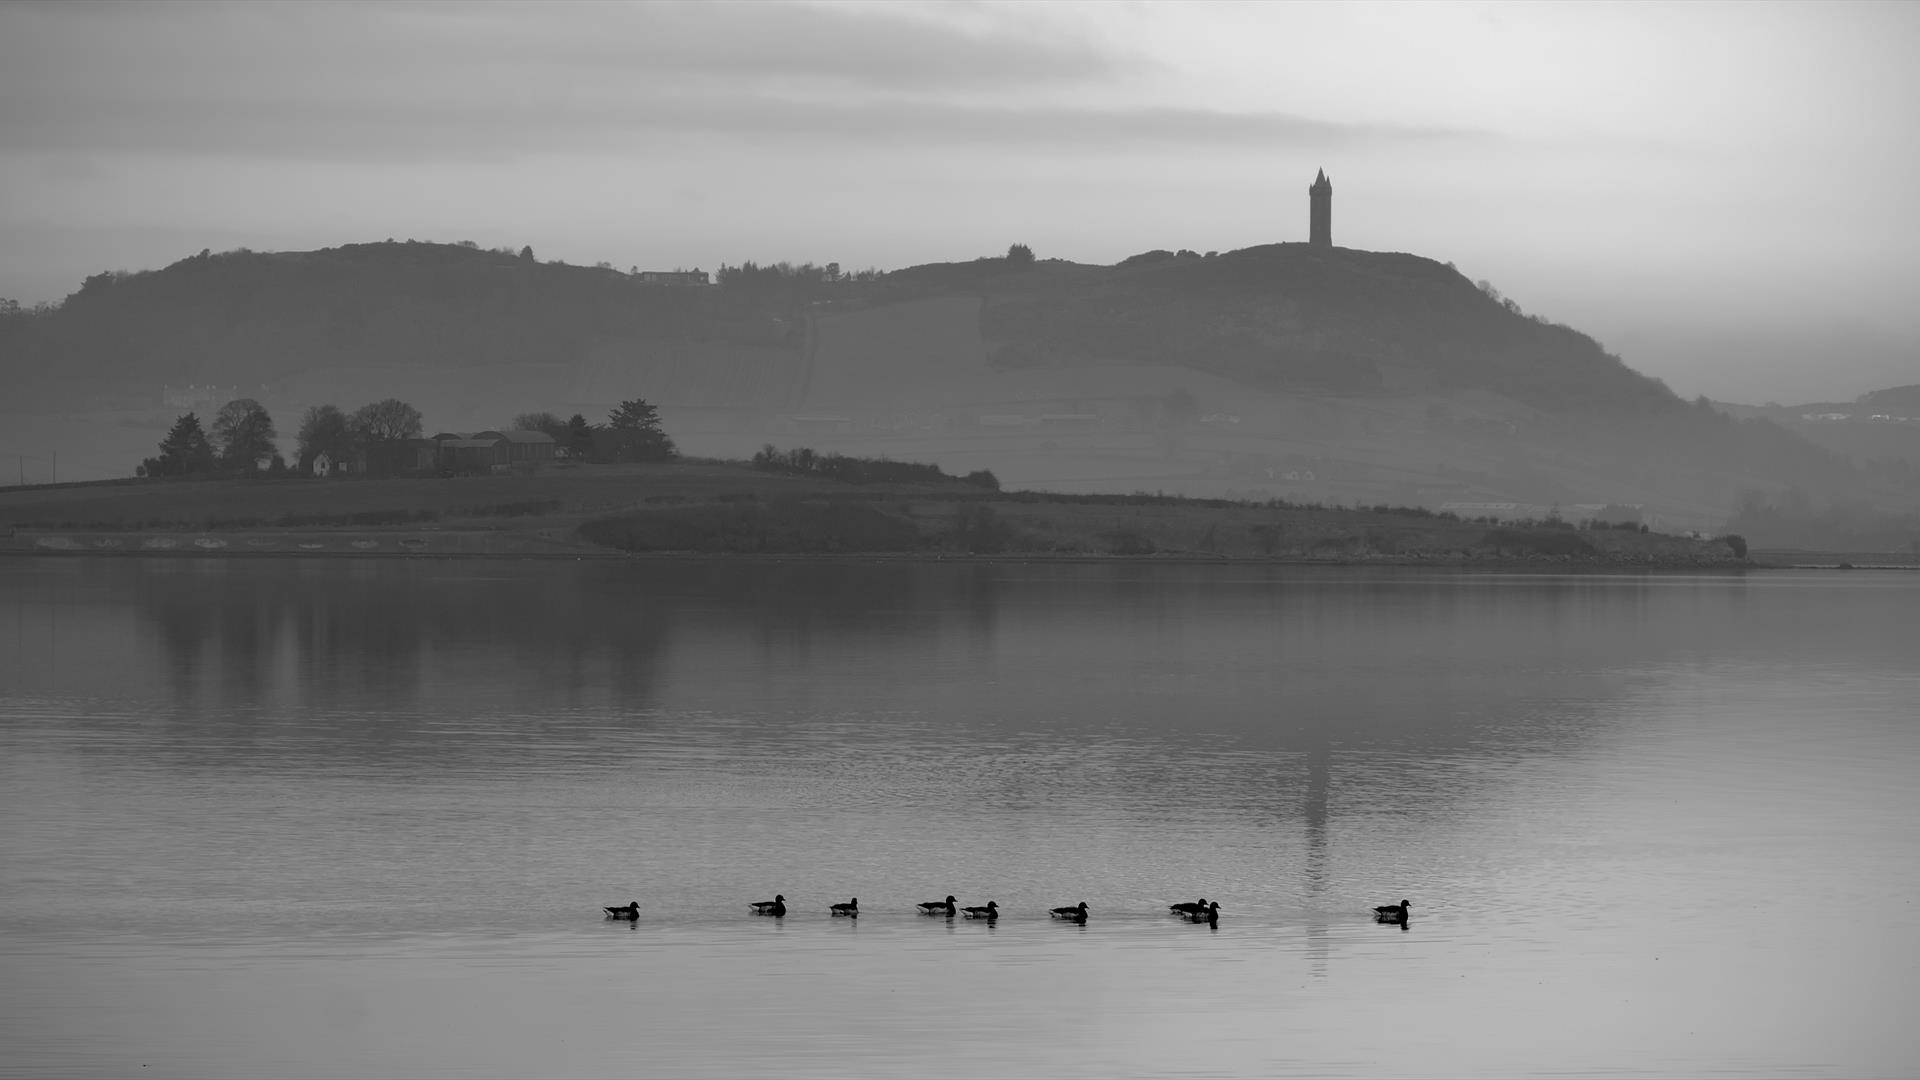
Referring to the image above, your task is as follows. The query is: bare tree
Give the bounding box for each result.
[510,411,567,439]
[297,404,352,462]
[211,398,277,470]
[350,398,423,442]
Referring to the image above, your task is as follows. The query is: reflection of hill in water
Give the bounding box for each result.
[8,559,1913,955]
[16,562,1907,784]
[20,561,1792,773]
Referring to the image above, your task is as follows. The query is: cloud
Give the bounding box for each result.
[0,0,1490,162]
[2,93,1497,161]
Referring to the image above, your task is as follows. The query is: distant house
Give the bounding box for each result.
[473,429,557,465]
[162,383,241,412]
[310,451,335,478]
[1570,503,1644,527]
[634,270,710,286]
[439,436,508,474]
[1440,501,1541,520]
[361,438,439,477]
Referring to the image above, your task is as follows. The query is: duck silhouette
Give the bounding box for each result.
[917,895,957,916]
[1169,898,1208,916]
[1049,901,1089,921]
[750,894,787,917]
[1185,901,1220,925]
[961,900,999,919]
[830,898,858,917]
[1373,899,1411,924]
[603,901,639,920]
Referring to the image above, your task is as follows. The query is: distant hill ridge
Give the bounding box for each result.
[4,237,1911,534]
[2,238,1679,418]
[970,244,1679,413]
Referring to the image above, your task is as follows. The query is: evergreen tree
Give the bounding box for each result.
[564,413,595,458]
[606,398,677,462]
[145,413,215,477]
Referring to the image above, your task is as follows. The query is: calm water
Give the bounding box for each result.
[2,557,1916,1078]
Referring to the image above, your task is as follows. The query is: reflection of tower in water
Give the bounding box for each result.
[1303,736,1332,977]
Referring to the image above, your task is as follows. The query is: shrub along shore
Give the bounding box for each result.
[0,457,1749,567]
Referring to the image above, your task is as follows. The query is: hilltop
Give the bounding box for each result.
[1,239,1910,537]
[1,240,1669,413]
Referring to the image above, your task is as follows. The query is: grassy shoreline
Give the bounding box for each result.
[0,460,1762,568]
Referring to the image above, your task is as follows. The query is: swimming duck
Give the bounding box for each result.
[961,900,999,919]
[917,895,958,916]
[1050,901,1089,921]
[603,901,639,920]
[1373,899,1411,923]
[1169,898,1208,916]
[750,894,787,917]
[830,898,858,917]
[1186,901,1220,924]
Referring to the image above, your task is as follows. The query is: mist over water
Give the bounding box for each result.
[2,559,1916,1077]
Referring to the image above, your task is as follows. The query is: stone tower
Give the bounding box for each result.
[1309,168,1332,247]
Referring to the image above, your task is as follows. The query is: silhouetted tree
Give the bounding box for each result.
[296,404,353,464]
[564,413,595,458]
[606,398,676,462]
[211,398,277,471]
[519,245,535,262]
[1007,243,1035,266]
[510,411,567,439]
[144,412,215,477]
[350,398,423,443]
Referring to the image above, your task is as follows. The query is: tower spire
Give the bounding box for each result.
[1308,169,1332,247]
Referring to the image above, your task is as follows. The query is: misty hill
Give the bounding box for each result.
[2,239,1908,534]
[1714,382,1920,476]
[0,242,806,413]
[1,240,1669,414]
[1861,384,1920,414]
[906,245,1683,414]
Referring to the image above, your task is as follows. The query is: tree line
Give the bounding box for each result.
[139,397,426,478]
[504,399,676,463]
[750,444,997,489]
[137,395,676,478]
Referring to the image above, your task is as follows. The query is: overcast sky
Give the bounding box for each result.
[2,0,1914,402]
